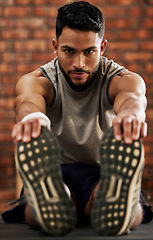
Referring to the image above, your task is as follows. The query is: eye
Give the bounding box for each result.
[84,49,95,56]
[63,48,73,54]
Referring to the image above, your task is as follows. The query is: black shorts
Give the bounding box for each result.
[61,163,100,222]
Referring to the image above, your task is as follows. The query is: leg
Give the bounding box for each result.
[90,127,144,236]
[25,204,40,229]
[85,182,143,229]
[15,127,77,235]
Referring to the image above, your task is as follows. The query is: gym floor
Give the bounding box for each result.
[0,216,153,240]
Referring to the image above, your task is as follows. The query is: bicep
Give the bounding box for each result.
[14,72,53,120]
[16,71,54,104]
[109,70,146,103]
[109,70,147,114]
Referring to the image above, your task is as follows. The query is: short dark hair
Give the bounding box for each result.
[56,1,105,40]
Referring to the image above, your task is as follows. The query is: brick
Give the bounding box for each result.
[109,0,138,5]
[16,64,36,73]
[0,190,16,201]
[48,0,71,4]
[124,52,152,61]
[128,7,143,16]
[119,30,150,40]
[106,19,138,29]
[6,166,14,176]
[34,6,57,17]
[146,109,153,121]
[14,40,47,51]
[123,63,140,72]
[0,133,12,141]
[0,110,15,119]
[144,63,153,73]
[0,64,15,73]
[104,32,118,42]
[3,7,31,17]
[0,156,14,165]
[16,0,31,4]
[15,18,47,29]
[32,29,53,39]
[141,19,153,28]
[108,42,138,51]
[47,18,56,28]
[0,98,14,108]
[1,75,21,83]
[0,41,13,51]
[32,0,48,4]
[103,52,122,63]
[145,7,153,16]
[32,53,52,62]
[103,7,127,18]
[1,29,30,39]
[0,122,14,131]
[3,0,15,5]
[0,18,14,28]
[1,85,15,97]
[140,41,153,50]
[2,52,32,63]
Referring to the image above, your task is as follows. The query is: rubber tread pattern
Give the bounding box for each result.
[91,127,144,236]
[15,127,77,236]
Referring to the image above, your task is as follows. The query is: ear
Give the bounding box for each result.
[52,38,58,54]
[100,39,107,55]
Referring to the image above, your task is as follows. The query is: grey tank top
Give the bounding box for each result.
[39,57,125,165]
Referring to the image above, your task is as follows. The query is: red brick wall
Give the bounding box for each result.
[0,0,153,211]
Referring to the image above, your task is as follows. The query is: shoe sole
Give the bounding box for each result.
[15,127,77,236]
[91,127,144,236]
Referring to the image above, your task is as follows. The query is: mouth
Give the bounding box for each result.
[71,72,86,79]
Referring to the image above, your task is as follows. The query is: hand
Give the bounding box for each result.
[112,113,147,144]
[12,119,42,144]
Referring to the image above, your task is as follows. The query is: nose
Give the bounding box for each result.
[73,53,85,69]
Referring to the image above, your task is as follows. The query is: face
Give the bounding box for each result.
[53,27,107,89]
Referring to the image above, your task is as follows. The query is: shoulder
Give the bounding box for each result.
[100,56,125,78]
[109,70,146,102]
[16,69,54,104]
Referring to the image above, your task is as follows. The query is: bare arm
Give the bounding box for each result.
[109,70,147,143]
[12,70,54,143]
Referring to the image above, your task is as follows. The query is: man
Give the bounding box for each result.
[2,1,152,236]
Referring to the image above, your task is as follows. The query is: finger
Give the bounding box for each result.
[15,122,25,142]
[132,119,141,140]
[140,122,147,138]
[12,124,19,144]
[31,119,41,138]
[122,116,134,144]
[22,121,32,143]
[112,117,123,141]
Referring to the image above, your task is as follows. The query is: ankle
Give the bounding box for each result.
[130,203,143,230]
[25,204,40,229]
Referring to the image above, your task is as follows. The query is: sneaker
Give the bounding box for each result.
[91,127,144,236]
[15,127,77,236]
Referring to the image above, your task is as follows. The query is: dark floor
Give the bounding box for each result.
[0,216,153,240]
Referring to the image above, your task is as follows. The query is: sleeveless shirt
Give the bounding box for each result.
[39,57,125,165]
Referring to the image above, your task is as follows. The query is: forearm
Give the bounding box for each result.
[14,94,46,122]
[114,92,147,121]
[112,92,147,143]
